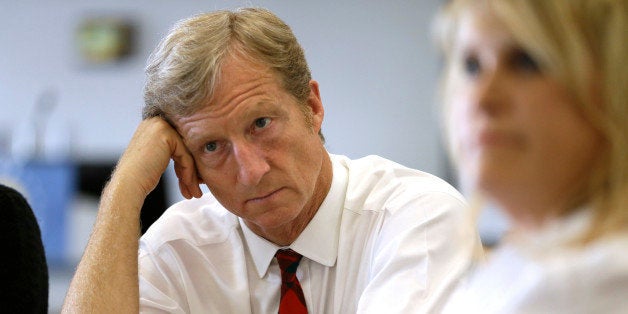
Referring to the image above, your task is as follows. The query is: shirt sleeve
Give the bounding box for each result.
[138,242,188,314]
[356,190,482,313]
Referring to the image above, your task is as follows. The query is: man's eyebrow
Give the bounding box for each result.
[242,100,286,119]
[183,126,217,148]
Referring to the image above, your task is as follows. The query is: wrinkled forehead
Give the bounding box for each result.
[171,51,279,116]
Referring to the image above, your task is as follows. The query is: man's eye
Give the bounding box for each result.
[254,117,271,129]
[463,55,481,76]
[204,142,218,152]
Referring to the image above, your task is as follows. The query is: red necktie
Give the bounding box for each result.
[275,249,308,314]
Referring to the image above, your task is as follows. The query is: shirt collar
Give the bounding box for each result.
[505,205,592,251]
[241,154,348,278]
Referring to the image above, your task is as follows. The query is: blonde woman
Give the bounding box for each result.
[435,0,628,312]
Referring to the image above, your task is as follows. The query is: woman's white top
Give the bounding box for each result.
[444,209,628,313]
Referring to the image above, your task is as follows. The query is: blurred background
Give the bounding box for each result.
[0,1,507,312]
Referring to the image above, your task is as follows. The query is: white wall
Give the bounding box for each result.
[1,0,449,179]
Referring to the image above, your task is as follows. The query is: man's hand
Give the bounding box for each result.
[114,117,203,200]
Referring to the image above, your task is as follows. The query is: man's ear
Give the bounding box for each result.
[307,80,324,133]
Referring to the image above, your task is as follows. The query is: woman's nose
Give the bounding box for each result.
[471,67,511,117]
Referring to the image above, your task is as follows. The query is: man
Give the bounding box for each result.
[63,7,479,313]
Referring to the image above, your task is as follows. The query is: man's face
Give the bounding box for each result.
[173,54,329,239]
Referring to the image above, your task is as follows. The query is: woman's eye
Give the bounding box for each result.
[511,49,540,73]
[463,55,481,76]
[254,117,271,129]
[204,142,218,152]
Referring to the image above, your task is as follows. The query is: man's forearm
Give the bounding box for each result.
[62,176,143,313]
[62,117,201,313]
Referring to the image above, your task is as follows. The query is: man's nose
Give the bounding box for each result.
[232,141,270,186]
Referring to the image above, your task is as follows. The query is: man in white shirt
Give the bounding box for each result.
[63,7,479,313]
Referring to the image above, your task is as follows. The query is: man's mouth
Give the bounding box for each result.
[247,188,283,203]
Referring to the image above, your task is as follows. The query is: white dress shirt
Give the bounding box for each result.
[138,154,479,313]
[443,209,628,314]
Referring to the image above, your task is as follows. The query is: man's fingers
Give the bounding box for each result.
[172,139,202,199]
[178,180,191,199]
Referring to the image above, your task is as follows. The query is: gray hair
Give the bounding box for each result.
[142,7,313,120]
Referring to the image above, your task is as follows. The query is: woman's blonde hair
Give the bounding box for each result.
[435,0,627,242]
[143,7,312,120]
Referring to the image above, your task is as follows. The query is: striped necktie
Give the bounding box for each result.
[275,249,308,314]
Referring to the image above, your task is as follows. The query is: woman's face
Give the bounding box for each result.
[448,8,602,227]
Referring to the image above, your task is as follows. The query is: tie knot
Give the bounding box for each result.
[275,249,303,274]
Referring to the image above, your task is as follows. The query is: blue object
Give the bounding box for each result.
[0,161,76,265]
